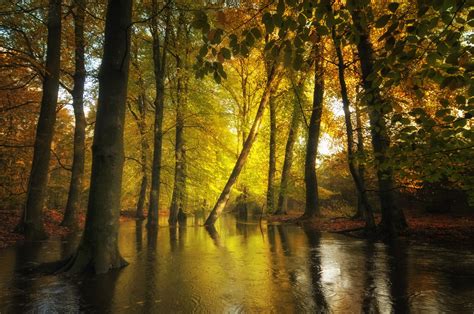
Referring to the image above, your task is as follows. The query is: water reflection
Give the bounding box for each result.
[386,239,409,313]
[303,227,329,312]
[0,215,473,312]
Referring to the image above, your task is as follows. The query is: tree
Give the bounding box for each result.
[275,75,306,215]
[169,10,190,226]
[61,0,132,274]
[17,0,62,240]
[129,36,149,220]
[266,96,276,212]
[331,21,375,231]
[61,0,87,228]
[204,63,281,226]
[348,1,407,235]
[302,38,324,219]
[148,0,171,228]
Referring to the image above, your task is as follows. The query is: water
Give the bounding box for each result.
[0,215,473,313]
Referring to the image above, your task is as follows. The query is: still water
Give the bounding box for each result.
[0,215,473,313]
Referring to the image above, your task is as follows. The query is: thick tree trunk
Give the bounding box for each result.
[62,0,86,228]
[18,0,62,240]
[302,42,324,219]
[61,0,132,274]
[148,0,171,228]
[275,80,303,215]
[266,96,277,213]
[331,26,375,231]
[349,2,407,235]
[205,64,280,226]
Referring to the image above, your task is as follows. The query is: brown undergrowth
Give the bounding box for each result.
[0,209,85,249]
[268,210,474,246]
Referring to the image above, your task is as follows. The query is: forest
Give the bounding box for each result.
[0,0,473,312]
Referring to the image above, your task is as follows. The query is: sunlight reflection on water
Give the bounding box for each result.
[0,215,473,313]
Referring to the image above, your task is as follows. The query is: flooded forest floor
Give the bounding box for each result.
[1,208,474,249]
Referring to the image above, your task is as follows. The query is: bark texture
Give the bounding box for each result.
[169,12,189,226]
[148,0,171,228]
[19,0,62,240]
[62,0,86,228]
[169,61,188,226]
[302,41,324,219]
[349,2,407,235]
[205,64,280,226]
[62,0,132,274]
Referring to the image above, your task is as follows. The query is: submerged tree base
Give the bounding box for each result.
[55,247,129,275]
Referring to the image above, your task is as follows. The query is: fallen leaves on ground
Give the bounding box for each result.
[0,209,85,249]
[269,211,474,244]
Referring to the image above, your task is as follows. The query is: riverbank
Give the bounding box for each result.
[0,209,85,249]
[0,209,164,249]
[268,211,474,245]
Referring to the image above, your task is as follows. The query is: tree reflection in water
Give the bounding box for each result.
[303,226,329,312]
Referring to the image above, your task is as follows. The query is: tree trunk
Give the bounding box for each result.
[169,57,187,226]
[61,0,132,274]
[148,0,171,228]
[355,102,370,220]
[349,2,407,236]
[130,40,149,220]
[17,0,62,240]
[205,64,280,226]
[135,92,148,220]
[62,0,86,228]
[266,96,277,213]
[302,41,324,219]
[275,79,303,215]
[331,26,375,231]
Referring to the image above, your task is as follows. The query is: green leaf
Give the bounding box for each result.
[316,25,329,36]
[388,2,400,12]
[426,52,440,65]
[262,12,274,33]
[454,118,467,128]
[375,14,392,28]
[220,48,231,59]
[251,27,262,40]
[213,71,221,84]
[277,0,285,15]
[455,95,466,105]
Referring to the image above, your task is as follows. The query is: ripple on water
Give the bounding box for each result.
[0,217,473,312]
